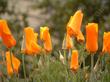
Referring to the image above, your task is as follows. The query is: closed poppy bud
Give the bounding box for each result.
[76,31,85,43]
[22,27,41,55]
[6,51,20,75]
[0,20,16,48]
[102,32,110,54]
[70,50,79,71]
[59,51,65,64]
[62,34,73,50]
[40,27,52,52]
[66,34,73,49]
[62,34,66,49]
[86,23,98,53]
[67,10,83,37]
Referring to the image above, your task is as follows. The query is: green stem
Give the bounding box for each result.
[90,54,94,82]
[83,51,85,70]
[33,55,36,68]
[91,54,94,71]
[83,59,85,70]
[63,50,69,81]
[2,51,9,82]
[64,50,66,64]
[10,49,15,74]
[94,56,101,72]
[22,54,26,82]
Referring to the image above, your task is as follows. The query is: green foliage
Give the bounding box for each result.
[1,51,110,82]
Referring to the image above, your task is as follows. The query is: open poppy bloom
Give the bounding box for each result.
[40,27,52,52]
[67,10,83,37]
[102,32,110,54]
[70,50,79,71]
[86,23,98,53]
[6,51,20,75]
[0,20,16,48]
[22,27,41,55]
[76,31,85,43]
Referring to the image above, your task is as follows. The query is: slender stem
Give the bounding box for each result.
[94,56,100,72]
[91,54,94,71]
[90,54,94,82]
[10,49,15,74]
[63,50,69,82]
[64,50,66,64]
[22,54,26,82]
[47,55,50,66]
[2,51,6,68]
[2,51,9,82]
[83,51,85,70]
[33,55,36,68]
[83,59,85,69]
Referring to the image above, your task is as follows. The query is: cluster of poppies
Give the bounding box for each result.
[0,20,52,75]
[62,10,109,71]
[0,10,109,76]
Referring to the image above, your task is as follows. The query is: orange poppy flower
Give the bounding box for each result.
[67,10,83,37]
[22,27,41,55]
[102,32,110,54]
[0,20,16,48]
[86,23,98,53]
[70,50,79,71]
[40,27,52,52]
[76,31,85,43]
[0,27,1,37]
[6,51,20,75]
[66,34,73,49]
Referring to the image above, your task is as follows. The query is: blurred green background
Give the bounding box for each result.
[0,0,110,50]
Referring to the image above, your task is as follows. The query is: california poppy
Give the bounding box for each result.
[76,31,85,43]
[66,34,73,49]
[67,10,83,37]
[62,34,73,50]
[40,27,52,52]
[0,30,1,37]
[0,20,16,48]
[22,27,41,55]
[102,32,110,54]
[86,23,98,53]
[6,51,20,75]
[70,50,79,71]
